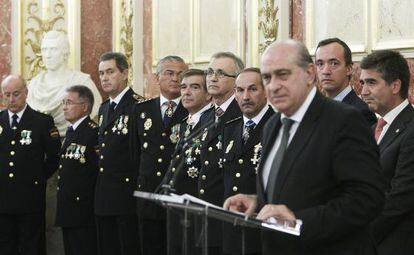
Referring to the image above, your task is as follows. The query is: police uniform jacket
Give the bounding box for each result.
[56,117,99,227]
[135,97,188,219]
[0,106,61,213]
[95,88,143,215]
[197,98,241,247]
[221,107,274,254]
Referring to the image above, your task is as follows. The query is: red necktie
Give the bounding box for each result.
[375,118,387,141]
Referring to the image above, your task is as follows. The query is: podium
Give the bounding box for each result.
[134,191,302,255]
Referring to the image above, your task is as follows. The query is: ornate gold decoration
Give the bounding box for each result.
[120,0,134,84]
[258,0,279,53]
[24,0,66,80]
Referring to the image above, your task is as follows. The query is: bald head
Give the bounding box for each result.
[1,75,28,113]
[260,40,316,116]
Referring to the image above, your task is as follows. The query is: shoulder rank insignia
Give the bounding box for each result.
[49,127,60,139]
[133,94,146,102]
[88,121,98,129]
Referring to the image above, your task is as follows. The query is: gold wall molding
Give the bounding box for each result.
[258,0,279,53]
[11,0,81,80]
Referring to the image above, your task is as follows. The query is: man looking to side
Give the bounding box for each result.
[224,40,385,255]
[222,67,274,255]
[95,52,144,255]
[135,55,188,255]
[0,74,61,255]
[55,85,99,255]
[360,50,414,255]
[315,37,377,125]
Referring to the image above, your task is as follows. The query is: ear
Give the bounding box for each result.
[122,69,129,82]
[305,63,317,85]
[345,63,353,77]
[390,79,402,96]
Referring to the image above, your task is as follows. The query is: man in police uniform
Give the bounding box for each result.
[222,67,274,255]
[95,52,144,255]
[135,55,188,255]
[0,74,61,255]
[164,69,213,255]
[55,85,99,255]
[197,52,243,254]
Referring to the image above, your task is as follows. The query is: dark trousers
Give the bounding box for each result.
[0,212,45,255]
[62,226,97,255]
[139,219,166,255]
[96,214,140,255]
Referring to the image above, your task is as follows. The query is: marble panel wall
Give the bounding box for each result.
[0,0,11,107]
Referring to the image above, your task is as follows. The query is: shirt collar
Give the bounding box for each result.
[243,105,270,125]
[333,85,352,102]
[281,86,317,124]
[8,104,28,120]
[110,87,130,105]
[383,99,409,125]
[215,94,235,113]
[70,116,88,131]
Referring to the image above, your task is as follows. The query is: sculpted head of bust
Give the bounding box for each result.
[41,30,70,72]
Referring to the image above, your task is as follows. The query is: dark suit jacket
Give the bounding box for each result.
[371,104,414,255]
[197,98,241,247]
[342,89,377,126]
[0,106,61,213]
[56,117,99,228]
[135,97,188,220]
[95,88,143,215]
[221,106,274,254]
[257,92,385,255]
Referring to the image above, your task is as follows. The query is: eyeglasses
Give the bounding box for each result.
[62,100,85,106]
[205,68,237,79]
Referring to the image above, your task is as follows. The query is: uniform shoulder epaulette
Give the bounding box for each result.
[133,93,146,102]
[135,97,154,105]
[225,116,242,125]
[88,120,98,129]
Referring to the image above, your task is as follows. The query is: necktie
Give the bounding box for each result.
[163,101,176,126]
[11,114,19,130]
[185,115,194,138]
[215,107,224,123]
[266,118,294,202]
[64,126,74,148]
[108,102,117,120]
[242,120,256,143]
[375,118,387,142]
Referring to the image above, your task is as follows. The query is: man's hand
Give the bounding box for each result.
[223,194,258,216]
[257,204,296,226]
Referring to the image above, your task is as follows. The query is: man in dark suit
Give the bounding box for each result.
[135,55,188,255]
[315,38,377,125]
[164,68,213,255]
[360,50,414,255]
[222,67,274,255]
[55,85,99,255]
[95,52,144,255]
[224,40,385,255]
[0,74,61,255]
[197,52,243,254]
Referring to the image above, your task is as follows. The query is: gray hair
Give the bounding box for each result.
[211,52,245,75]
[66,85,95,114]
[156,55,186,75]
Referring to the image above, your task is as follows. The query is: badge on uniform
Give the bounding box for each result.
[225,140,234,154]
[144,118,152,130]
[201,128,208,141]
[251,143,262,174]
[170,124,180,144]
[20,130,32,145]
[65,143,86,163]
[112,115,129,135]
[0,125,3,135]
[99,115,103,127]
[187,166,199,178]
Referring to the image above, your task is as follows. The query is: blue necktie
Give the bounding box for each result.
[242,119,256,143]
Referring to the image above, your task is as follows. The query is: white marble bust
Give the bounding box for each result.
[27,30,101,136]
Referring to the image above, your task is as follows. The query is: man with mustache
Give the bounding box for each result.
[315,38,377,125]
[135,55,188,255]
[221,67,274,255]
[360,50,414,254]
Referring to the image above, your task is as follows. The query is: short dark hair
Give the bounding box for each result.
[295,42,314,70]
[99,52,129,72]
[237,67,263,87]
[156,55,186,75]
[211,52,245,75]
[360,50,410,99]
[181,69,207,90]
[66,85,95,114]
[316,38,353,65]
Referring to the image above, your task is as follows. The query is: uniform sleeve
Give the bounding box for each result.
[43,115,61,178]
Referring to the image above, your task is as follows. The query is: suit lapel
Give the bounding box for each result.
[379,105,414,152]
[272,93,323,201]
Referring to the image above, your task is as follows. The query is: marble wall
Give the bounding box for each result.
[0,0,11,80]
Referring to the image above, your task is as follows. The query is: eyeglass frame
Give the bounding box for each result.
[61,99,86,106]
[204,68,237,79]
